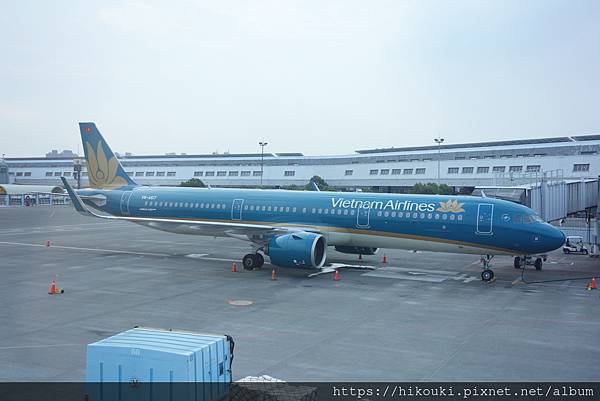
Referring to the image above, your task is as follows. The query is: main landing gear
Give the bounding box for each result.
[480,255,494,282]
[242,253,265,270]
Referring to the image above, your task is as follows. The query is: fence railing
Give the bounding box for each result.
[0,194,71,207]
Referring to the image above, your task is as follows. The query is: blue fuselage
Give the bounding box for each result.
[79,186,566,256]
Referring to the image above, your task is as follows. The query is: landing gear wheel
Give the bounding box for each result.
[534,258,543,271]
[583,249,589,255]
[242,254,256,270]
[481,269,494,282]
[514,257,521,269]
[254,253,265,268]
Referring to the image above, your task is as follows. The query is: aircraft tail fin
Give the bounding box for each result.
[79,122,137,189]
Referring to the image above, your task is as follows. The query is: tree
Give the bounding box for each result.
[409,182,453,195]
[180,178,206,187]
[305,175,334,191]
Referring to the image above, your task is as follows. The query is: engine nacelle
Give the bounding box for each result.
[334,246,378,255]
[265,232,326,268]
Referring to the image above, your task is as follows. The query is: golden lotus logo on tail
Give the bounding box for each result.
[85,142,128,189]
[436,199,465,213]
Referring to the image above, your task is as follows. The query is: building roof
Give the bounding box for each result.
[355,135,600,154]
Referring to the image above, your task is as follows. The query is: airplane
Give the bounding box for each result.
[61,122,566,282]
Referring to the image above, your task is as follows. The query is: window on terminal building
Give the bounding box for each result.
[145,172,155,176]
[63,172,71,176]
[284,171,295,176]
[380,169,389,175]
[217,171,226,176]
[415,168,425,175]
[447,167,459,174]
[370,169,378,175]
[392,169,401,175]
[229,171,238,176]
[24,172,31,176]
[205,171,215,176]
[54,172,61,176]
[526,165,541,172]
[45,172,53,177]
[167,171,176,176]
[403,169,413,175]
[135,172,144,176]
[345,170,353,176]
[509,166,522,172]
[477,167,489,174]
[194,171,203,176]
[493,166,506,172]
[574,163,590,172]
[241,171,251,176]
[462,167,474,174]
[16,172,23,176]
[253,171,262,176]
[156,171,165,176]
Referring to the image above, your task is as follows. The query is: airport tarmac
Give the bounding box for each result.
[0,205,599,382]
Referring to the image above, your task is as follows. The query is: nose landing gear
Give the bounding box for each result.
[480,254,495,282]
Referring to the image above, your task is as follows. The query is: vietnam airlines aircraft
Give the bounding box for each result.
[62,123,566,281]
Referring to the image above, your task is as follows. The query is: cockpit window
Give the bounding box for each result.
[512,213,543,224]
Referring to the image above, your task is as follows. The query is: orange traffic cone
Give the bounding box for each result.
[591,277,597,290]
[231,262,237,273]
[334,269,341,281]
[48,280,56,294]
[45,240,51,247]
[271,269,276,281]
[382,254,388,264]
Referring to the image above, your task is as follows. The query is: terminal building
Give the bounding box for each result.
[4,134,599,192]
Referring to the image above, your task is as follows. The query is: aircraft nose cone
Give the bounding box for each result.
[546,226,566,251]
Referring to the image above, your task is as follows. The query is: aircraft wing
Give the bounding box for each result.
[60,177,320,242]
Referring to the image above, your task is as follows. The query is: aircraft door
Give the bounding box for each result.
[231,199,244,220]
[120,191,133,215]
[476,203,494,235]
[356,207,370,228]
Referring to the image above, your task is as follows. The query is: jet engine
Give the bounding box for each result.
[265,232,326,268]
[334,246,378,255]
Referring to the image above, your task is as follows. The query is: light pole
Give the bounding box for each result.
[259,141,268,187]
[434,136,444,183]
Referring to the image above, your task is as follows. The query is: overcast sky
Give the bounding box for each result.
[1,0,599,157]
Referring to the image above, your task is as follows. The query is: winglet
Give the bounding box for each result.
[61,177,92,216]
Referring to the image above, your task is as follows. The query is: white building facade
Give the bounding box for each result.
[5,135,599,192]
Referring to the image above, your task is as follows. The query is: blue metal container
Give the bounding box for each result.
[86,327,233,401]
